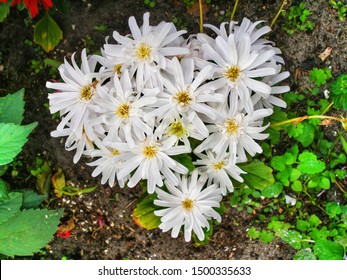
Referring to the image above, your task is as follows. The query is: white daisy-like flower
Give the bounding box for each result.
[102,12,189,89]
[154,169,222,242]
[85,139,132,188]
[47,49,101,140]
[91,70,157,148]
[252,64,290,109]
[194,94,273,164]
[201,33,277,114]
[116,133,190,194]
[194,150,246,195]
[145,57,224,137]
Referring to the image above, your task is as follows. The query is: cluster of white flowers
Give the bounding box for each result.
[47,13,289,242]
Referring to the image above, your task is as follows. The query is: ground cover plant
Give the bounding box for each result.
[0,0,346,260]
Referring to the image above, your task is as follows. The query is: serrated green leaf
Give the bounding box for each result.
[271,156,286,171]
[34,12,63,52]
[240,161,274,191]
[0,2,10,22]
[0,192,23,225]
[0,89,25,124]
[288,123,304,138]
[20,190,46,209]
[0,122,37,165]
[267,220,291,232]
[294,248,317,260]
[276,229,302,249]
[133,197,161,230]
[261,182,283,198]
[0,208,63,257]
[313,239,344,260]
[291,180,302,192]
[297,151,325,174]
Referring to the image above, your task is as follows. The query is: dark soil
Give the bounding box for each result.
[0,0,346,260]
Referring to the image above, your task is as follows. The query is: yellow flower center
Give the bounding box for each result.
[80,80,98,101]
[173,90,192,107]
[135,43,152,61]
[168,120,187,138]
[225,119,239,135]
[113,64,122,76]
[213,161,225,170]
[111,149,120,156]
[143,145,158,158]
[181,198,194,212]
[224,66,241,82]
[116,103,130,119]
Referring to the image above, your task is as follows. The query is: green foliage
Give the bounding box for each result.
[281,2,314,34]
[144,0,156,8]
[0,88,63,258]
[34,12,63,52]
[0,89,37,165]
[329,74,347,109]
[330,0,347,21]
[132,194,161,230]
[239,161,275,191]
[0,2,10,22]
[309,67,332,86]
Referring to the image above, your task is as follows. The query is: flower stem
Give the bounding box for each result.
[270,115,343,128]
[199,0,204,33]
[270,0,288,29]
[230,0,239,21]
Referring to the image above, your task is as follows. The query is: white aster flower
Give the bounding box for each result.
[201,33,277,114]
[85,139,131,188]
[146,57,224,137]
[91,70,157,147]
[102,12,189,89]
[195,95,273,164]
[252,64,290,109]
[154,169,222,242]
[194,150,246,195]
[47,49,101,141]
[116,133,190,194]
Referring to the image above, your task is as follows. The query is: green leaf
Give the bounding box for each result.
[0,88,25,124]
[308,214,321,227]
[330,74,347,109]
[289,169,301,181]
[320,177,330,189]
[261,182,283,198]
[271,156,286,171]
[34,12,63,52]
[298,122,315,147]
[294,248,317,260]
[0,122,37,165]
[313,239,344,260]
[276,229,302,249]
[267,220,291,232]
[171,153,195,173]
[0,2,10,22]
[259,230,274,243]
[291,180,302,192]
[0,178,8,198]
[326,202,342,219]
[240,161,274,191]
[20,190,46,209]
[0,208,63,257]
[297,151,325,174]
[0,192,23,225]
[133,196,161,230]
[296,220,310,232]
[248,227,260,238]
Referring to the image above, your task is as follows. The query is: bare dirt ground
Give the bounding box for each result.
[0,0,346,259]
